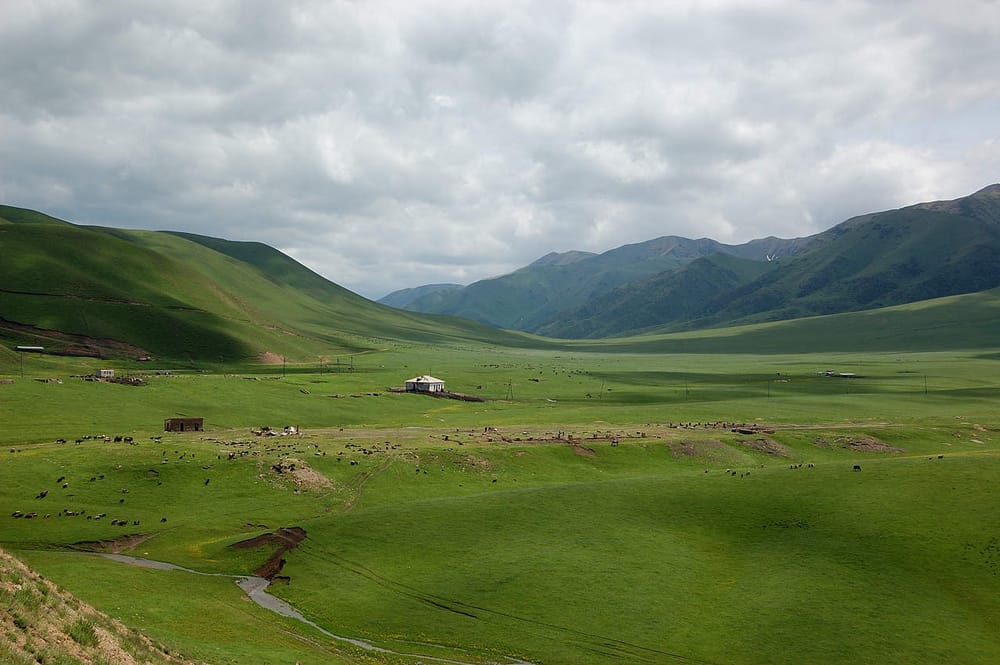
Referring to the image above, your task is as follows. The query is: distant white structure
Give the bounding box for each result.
[96,369,115,379]
[405,375,445,393]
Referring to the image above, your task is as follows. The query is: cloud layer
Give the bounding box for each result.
[2,1,998,298]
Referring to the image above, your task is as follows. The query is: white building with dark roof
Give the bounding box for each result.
[405,375,445,393]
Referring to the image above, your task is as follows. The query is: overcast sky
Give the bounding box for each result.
[2,1,998,299]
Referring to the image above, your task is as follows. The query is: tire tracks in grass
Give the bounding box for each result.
[82,553,511,665]
[341,457,395,513]
[299,544,717,664]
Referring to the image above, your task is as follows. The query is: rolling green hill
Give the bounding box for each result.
[0,206,535,363]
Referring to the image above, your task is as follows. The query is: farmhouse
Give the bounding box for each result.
[164,417,204,432]
[405,375,446,393]
[95,369,115,379]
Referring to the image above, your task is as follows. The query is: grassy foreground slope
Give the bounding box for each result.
[1,546,199,665]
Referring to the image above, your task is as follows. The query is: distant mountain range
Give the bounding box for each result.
[380,184,1000,338]
[2,185,998,363]
[377,283,464,310]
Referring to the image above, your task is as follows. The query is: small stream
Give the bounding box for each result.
[91,553,531,665]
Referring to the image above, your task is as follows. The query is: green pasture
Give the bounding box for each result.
[1,344,999,663]
[1,345,998,444]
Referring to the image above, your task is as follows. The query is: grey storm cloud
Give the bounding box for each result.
[1,0,998,298]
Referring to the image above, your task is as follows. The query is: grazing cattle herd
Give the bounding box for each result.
[8,427,944,537]
[7,433,194,528]
[9,430,341,531]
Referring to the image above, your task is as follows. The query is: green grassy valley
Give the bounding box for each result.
[2,204,999,664]
[1,339,998,664]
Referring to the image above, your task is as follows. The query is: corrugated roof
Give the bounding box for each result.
[405,375,444,383]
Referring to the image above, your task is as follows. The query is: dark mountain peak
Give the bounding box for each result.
[971,183,1000,197]
[529,250,597,267]
[378,283,463,309]
[603,235,719,263]
[910,183,1000,224]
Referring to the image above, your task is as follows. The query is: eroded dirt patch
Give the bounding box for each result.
[816,436,903,453]
[572,444,596,456]
[229,526,306,580]
[458,455,493,470]
[0,316,150,359]
[664,439,730,458]
[737,437,791,457]
[257,350,284,364]
[65,534,153,554]
[270,457,333,491]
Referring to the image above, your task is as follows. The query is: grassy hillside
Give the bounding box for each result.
[565,287,1000,354]
[696,201,1000,327]
[538,253,776,338]
[0,207,536,363]
[0,206,73,226]
[3,279,999,383]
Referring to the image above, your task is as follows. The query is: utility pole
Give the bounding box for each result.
[15,346,43,378]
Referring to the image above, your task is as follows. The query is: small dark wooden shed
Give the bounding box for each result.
[164,417,204,432]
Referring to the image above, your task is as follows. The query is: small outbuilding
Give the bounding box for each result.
[405,375,446,393]
[96,369,115,379]
[164,417,204,432]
